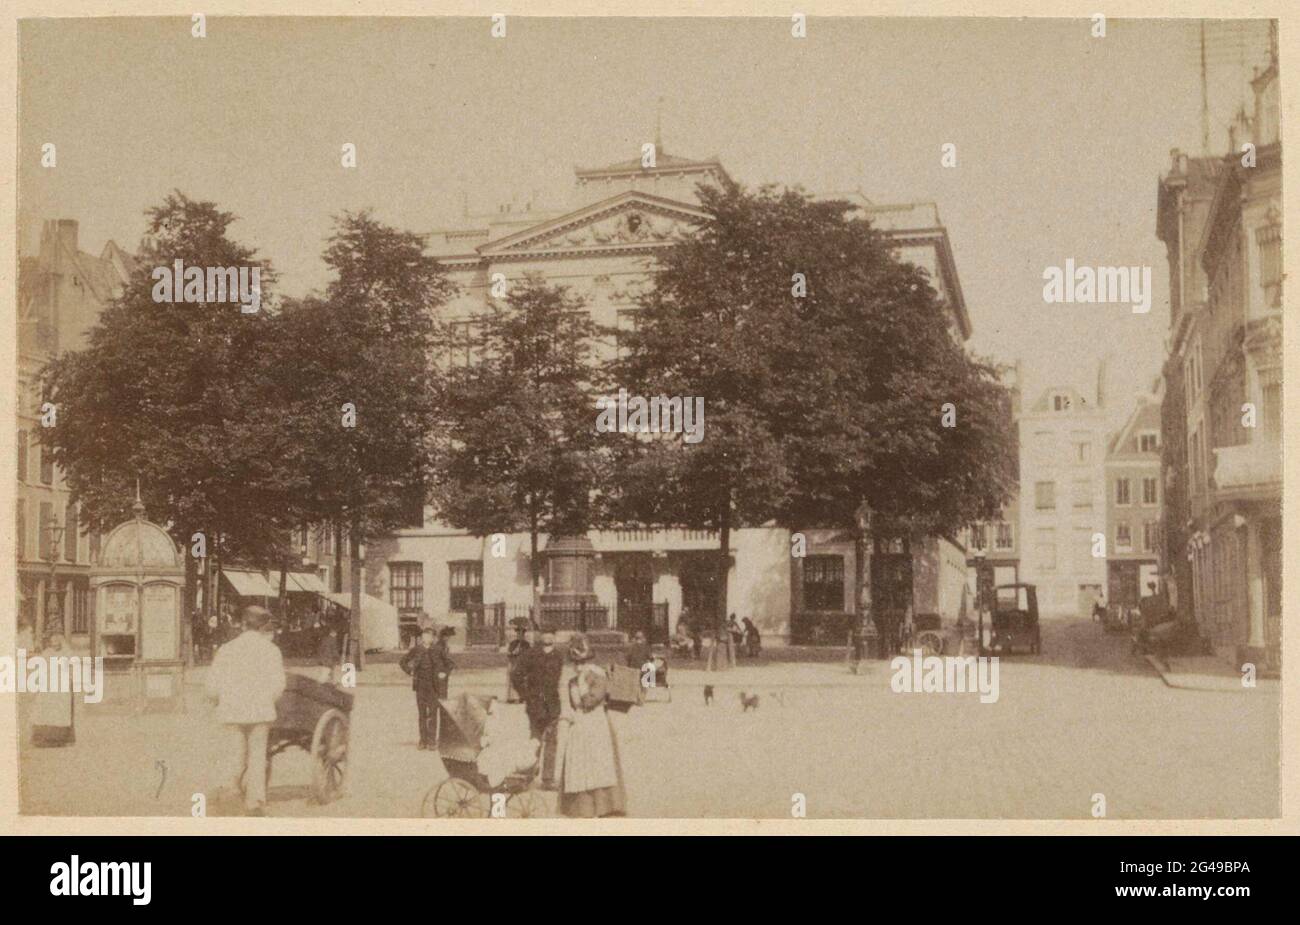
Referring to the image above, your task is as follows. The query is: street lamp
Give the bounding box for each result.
[40,515,66,643]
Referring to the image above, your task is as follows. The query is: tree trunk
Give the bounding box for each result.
[349,516,364,671]
[277,548,289,622]
[853,527,867,618]
[201,528,213,621]
[716,491,732,666]
[529,500,541,620]
[333,519,344,594]
[183,540,198,667]
[214,534,224,621]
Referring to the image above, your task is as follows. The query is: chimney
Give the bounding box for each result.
[55,218,79,254]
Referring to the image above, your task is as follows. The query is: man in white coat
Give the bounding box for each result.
[205,605,286,815]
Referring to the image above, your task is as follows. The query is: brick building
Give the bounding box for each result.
[1155,52,1281,670]
[16,219,134,649]
[1103,394,1163,607]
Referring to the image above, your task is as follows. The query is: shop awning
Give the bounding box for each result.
[268,571,329,595]
[323,592,402,651]
[223,569,275,598]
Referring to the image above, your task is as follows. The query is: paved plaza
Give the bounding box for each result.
[18,618,1279,819]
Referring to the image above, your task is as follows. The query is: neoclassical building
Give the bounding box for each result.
[372,147,974,645]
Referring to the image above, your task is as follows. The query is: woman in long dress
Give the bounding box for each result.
[558,634,626,817]
[30,633,76,747]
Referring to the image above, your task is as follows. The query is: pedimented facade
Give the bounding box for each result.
[374,148,974,645]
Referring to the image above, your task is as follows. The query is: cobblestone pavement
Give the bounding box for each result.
[18,616,1279,819]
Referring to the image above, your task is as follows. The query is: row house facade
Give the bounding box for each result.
[1015,371,1108,615]
[371,146,976,645]
[1156,57,1282,671]
[16,219,135,650]
[1103,394,1164,606]
[964,363,1022,608]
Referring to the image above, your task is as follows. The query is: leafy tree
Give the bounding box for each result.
[269,212,453,663]
[430,274,606,614]
[39,192,289,641]
[612,179,1017,628]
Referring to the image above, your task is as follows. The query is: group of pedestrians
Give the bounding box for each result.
[504,626,627,818]
[670,611,761,665]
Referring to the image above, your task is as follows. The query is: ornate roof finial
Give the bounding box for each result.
[133,478,145,519]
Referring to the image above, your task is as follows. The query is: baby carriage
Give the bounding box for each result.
[420,692,548,818]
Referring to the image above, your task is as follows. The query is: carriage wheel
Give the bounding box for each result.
[916,631,945,657]
[506,789,548,818]
[424,778,484,818]
[310,709,349,804]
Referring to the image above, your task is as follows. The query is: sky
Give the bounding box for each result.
[18,16,1274,433]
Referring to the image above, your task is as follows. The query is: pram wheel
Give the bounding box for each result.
[506,788,547,818]
[423,777,485,818]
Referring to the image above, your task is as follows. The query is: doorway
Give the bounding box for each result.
[615,555,654,634]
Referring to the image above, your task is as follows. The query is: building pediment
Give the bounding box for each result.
[475,191,708,259]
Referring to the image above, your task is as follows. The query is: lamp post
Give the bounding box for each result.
[40,515,66,644]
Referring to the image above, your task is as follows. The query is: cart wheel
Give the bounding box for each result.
[506,789,548,819]
[916,631,944,657]
[424,778,484,818]
[310,708,349,804]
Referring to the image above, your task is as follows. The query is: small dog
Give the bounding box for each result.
[739,691,760,712]
[703,684,714,705]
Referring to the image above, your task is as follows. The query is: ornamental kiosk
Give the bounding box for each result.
[90,495,186,712]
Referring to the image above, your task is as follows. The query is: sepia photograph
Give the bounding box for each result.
[4,7,1290,841]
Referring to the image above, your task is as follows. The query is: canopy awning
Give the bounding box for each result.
[223,569,275,598]
[290,571,328,594]
[323,592,402,651]
[268,571,329,595]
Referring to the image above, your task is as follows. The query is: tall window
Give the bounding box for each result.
[38,502,53,560]
[69,578,89,635]
[1034,481,1056,510]
[448,561,482,611]
[1143,521,1159,554]
[448,320,480,368]
[1115,522,1132,551]
[1071,478,1092,508]
[1261,374,1282,442]
[1139,431,1159,453]
[1115,478,1132,505]
[969,524,988,551]
[64,502,78,563]
[1141,477,1158,505]
[16,500,26,560]
[17,430,27,482]
[39,446,54,486]
[389,562,424,611]
[995,522,1013,551]
[802,555,845,611]
[1257,223,1282,307]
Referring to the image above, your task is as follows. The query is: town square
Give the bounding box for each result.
[12,15,1284,823]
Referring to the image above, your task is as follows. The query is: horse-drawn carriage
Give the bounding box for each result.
[978,583,1042,656]
[266,673,353,804]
